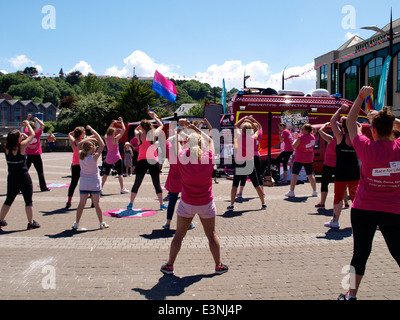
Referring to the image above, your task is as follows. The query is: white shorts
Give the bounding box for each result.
[176,200,217,219]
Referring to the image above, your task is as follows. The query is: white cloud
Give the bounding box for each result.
[8,54,33,69]
[105,50,174,78]
[344,31,359,41]
[7,54,43,74]
[195,60,316,93]
[105,50,316,93]
[68,61,95,75]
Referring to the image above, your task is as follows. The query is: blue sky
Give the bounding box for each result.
[0,0,397,92]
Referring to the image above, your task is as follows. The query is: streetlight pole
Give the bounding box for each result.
[361,8,393,107]
[282,64,288,90]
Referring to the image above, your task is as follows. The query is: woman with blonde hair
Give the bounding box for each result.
[227,116,266,211]
[161,123,228,275]
[73,125,108,230]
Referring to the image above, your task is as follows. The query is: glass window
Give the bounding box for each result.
[345,65,358,101]
[1,108,8,125]
[368,57,383,101]
[320,65,328,89]
[14,108,20,122]
[397,54,400,92]
[331,64,338,94]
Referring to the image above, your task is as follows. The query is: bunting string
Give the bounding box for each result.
[4,32,399,86]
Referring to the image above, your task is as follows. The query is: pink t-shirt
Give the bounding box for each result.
[281,129,294,152]
[72,142,80,166]
[24,128,43,155]
[254,128,262,157]
[352,134,400,215]
[294,134,315,164]
[129,137,139,153]
[178,148,214,206]
[324,136,337,167]
[165,141,182,193]
[105,136,121,164]
[137,138,159,163]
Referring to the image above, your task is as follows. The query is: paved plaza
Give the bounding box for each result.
[0,152,399,301]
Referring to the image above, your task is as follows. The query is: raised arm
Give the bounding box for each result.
[330,105,348,143]
[114,117,125,141]
[33,117,45,130]
[20,120,35,151]
[86,125,105,161]
[319,122,333,144]
[148,111,164,136]
[347,86,374,143]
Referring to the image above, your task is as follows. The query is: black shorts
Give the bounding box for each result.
[103,159,123,176]
[292,162,313,175]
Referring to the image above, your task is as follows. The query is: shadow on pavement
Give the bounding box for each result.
[132,273,217,300]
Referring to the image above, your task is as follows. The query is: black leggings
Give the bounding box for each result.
[321,164,335,193]
[238,156,262,187]
[276,151,293,172]
[4,173,33,207]
[350,208,400,276]
[166,192,179,220]
[26,154,47,191]
[68,165,81,197]
[232,159,260,188]
[131,159,162,194]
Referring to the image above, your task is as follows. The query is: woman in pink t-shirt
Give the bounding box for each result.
[24,115,49,192]
[338,86,400,300]
[315,123,350,210]
[162,121,195,231]
[276,123,294,184]
[65,126,86,209]
[127,111,166,210]
[101,118,129,194]
[285,123,317,198]
[160,123,228,276]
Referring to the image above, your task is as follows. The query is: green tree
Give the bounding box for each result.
[53,77,77,99]
[7,81,44,101]
[80,74,108,95]
[65,70,83,87]
[184,104,204,117]
[0,73,31,94]
[55,92,117,134]
[116,80,156,122]
[39,78,61,106]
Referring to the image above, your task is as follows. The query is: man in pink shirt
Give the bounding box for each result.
[285,123,317,198]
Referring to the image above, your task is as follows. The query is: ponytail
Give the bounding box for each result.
[186,132,203,161]
[79,141,94,160]
[372,106,395,138]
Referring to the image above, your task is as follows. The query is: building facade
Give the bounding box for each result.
[0,99,58,127]
[315,18,400,116]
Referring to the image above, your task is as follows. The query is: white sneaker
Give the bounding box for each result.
[285,190,295,198]
[100,222,109,229]
[311,190,318,197]
[72,222,79,230]
[120,188,129,194]
[324,219,339,229]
